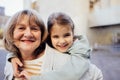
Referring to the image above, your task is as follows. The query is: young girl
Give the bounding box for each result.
[28,12,92,80]
[4,11,102,80]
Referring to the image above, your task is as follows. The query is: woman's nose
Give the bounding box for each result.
[24,28,33,37]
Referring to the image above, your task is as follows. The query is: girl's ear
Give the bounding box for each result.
[73,36,77,41]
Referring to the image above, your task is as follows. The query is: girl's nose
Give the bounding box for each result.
[59,38,66,44]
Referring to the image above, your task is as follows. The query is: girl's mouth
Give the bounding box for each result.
[58,43,68,48]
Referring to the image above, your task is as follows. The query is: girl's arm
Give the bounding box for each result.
[6,53,23,77]
[6,53,16,62]
[67,35,91,58]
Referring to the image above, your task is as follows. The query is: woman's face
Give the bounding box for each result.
[13,15,41,54]
[50,24,74,53]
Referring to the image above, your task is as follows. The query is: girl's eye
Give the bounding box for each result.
[52,35,59,38]
[64,33,71,37]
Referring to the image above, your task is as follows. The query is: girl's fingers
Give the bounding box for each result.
[16,59,23,67]
[20,70,31,80]
[11,57,23,77]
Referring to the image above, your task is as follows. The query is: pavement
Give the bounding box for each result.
[0,48,8,80]
[91,45,120,80]
[0,39,7,80]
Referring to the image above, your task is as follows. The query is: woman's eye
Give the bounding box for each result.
[17,24,25,30]
[18,27,25,30]
[31,26,40,31]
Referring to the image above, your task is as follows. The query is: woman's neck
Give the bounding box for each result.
[21,50,45,60]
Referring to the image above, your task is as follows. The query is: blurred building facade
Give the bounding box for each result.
[88,0,120,45]
[0,0,120,46]
[23,0,120,46]
[0,6,10,27]
[0,7,5,16]
[0,6,9,39]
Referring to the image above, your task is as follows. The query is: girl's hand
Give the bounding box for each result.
[11,57,23,77]
[19,70,31,80]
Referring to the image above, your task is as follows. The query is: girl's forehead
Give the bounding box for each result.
[51,24,73,34]
[52,24,72,30]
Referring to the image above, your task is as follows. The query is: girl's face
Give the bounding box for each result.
[50,24,74,52]
[13,15,41,54]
